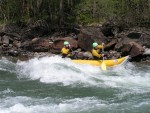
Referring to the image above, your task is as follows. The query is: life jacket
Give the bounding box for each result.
[61,47,70,55]
[91,45,103,59]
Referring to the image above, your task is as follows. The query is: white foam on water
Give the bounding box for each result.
[17,56,101,86]
[0,57,16,73]
[1,57,150,113]
[0,96,105,113]
[0,88,14,95]
[97,62,150,96]
[0,95,150,113]
[0,67,7,71]
[0,96,116,113]
[17,56,150,91]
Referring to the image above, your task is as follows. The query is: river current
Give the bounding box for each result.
[0,56,150,113]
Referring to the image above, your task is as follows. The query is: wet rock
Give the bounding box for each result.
[115,38,132,52]
[32,39,49,52]
[104,39,118,51]
[20,40,31,50]
[129,42,144,57]
[72,51,93,59]
[2,46,9,51]
[115,37,144,57]
[107,50,121,59]
[83,51,93,59]
[1,46,11,55]
[0,36,2,46]
[13,40,21,48]
[69,33,78,40]
[73,52,84,59]
[127,31,141,39]
[140,33,150,47]
[33,52,53,58]
[101,21,123,37]
[8,49,19,56]
[13,37,21,41]
[127,31,150,47]
[0,46,2,54]
[31,37,40,43]
[20,38,45,52]
[2,35,10,46]
[78,27,108,51]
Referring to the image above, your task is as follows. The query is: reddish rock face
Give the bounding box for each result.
[32,39,50,52]
[115,37,144,57]
[2,35,10,46]
[77,28,108,51]
[49,38,78,53]
[20,38,50,52]
[13,40,21,48]
[129,42,144,57]
[104,39,118,51]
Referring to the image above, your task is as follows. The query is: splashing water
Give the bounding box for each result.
[17,56,150,89]
[0,56,150,113]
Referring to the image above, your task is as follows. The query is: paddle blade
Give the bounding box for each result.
[101,61,107,71]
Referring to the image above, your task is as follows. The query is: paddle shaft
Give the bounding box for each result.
[101,43,107,70]
[102,43,104,59]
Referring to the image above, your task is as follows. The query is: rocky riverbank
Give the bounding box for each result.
[0,20,150,63]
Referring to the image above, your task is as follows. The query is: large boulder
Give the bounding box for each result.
[115,38,144,57]
[127,31,150,47]
[49,37,78,53]
[20,39,34,51]
[104,39,118,51]
[140,33,150,47]
[20,38,49,52]
[31,38,49,52]
[129,42,145,57]
[101,20,123,37]
[13,40,21,48]
[78,27,108,52]
[2,35,10,46]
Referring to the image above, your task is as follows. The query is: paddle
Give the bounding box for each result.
[101,57,106,71]
[101,43,107,71]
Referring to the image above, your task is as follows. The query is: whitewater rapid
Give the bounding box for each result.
[0,56,150,113]
[16,56,150,89]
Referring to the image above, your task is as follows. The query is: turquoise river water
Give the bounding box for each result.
[0,56,150,113]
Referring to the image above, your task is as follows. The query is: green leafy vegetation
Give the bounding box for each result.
[0,0,149,27]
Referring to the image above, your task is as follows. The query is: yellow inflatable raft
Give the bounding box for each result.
[72,56,129,67]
